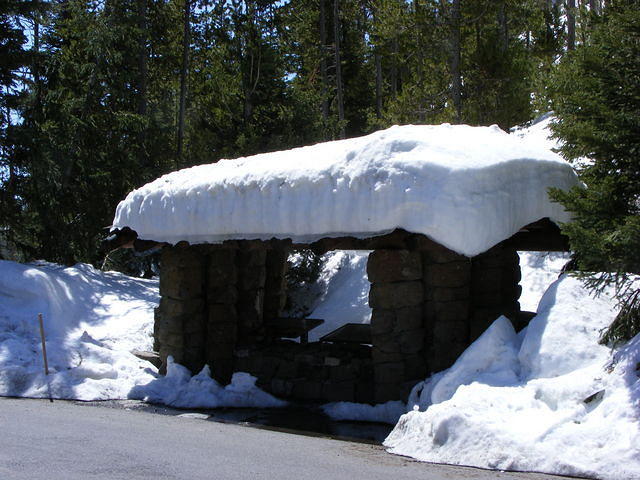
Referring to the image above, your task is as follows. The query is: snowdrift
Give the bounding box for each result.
[385,275,640,480]
[113,124,580,256]
[129,357,286,408]
[0,261,283,408]
[0,260,158,400]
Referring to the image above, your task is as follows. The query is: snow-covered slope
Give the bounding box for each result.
[287,251,372,342]
[0,260,158,400]
[0,260,283,408]
[518,251,570,311]
[512,112,561,151]
[113,124,579,257]
[385,276,640,480]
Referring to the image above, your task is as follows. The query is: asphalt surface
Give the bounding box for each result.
[0,397,580,480]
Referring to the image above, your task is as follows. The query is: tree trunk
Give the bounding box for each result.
[375,52,382,119]
[498,0,508,53]
[566,0,576,50]
[320,0,329,123]
[4,103,14,193]
[137,0,147,117]
[544,0,552,48]
[450,0,462,123]
[413,0,424,88]
[391,36,398,98]
[33,12,41,116]
[176,0,191,167]
[333,0,345,139]
[243,1,260,124]
[137,0,148,171]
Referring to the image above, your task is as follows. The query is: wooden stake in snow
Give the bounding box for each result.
[38,313,49,376]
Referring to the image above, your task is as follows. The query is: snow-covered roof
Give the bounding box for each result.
[112,124,580,257]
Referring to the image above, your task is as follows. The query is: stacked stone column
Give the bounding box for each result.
[368,250,426,403]
[421,244,473,373]
[154,245,207,373]
[206,247,239,383]
[469,245,521,340]
[421,242,522,373]
[368,241,523,402]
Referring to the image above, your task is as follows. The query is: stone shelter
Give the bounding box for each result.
[108,124,580,404]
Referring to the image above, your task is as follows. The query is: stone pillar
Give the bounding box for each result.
[263,247,289,322]
[235,247,267,346]
[421,243,472,373]
[206,247,239,383]
[154,245,207,373]
[368,250,426,403]
[470,244,521,340]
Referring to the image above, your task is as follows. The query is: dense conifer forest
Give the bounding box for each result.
[0,1,637,339]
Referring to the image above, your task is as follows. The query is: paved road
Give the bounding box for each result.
[0,398,577,480]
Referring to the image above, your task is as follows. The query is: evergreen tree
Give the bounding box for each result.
[0,0,45,258]
[455,0,535,130]
[549,1,640,344]
[0,0,575,268]
[8,0,175,264]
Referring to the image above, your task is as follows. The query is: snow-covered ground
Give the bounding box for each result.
[0,260,282,408]
[518,251,570,311]
[386,276,640,480]
[113,123,579,257]
[0,252,637,479]
[308,251,640,480]
[0,248,568,403]
[0,260,157,400]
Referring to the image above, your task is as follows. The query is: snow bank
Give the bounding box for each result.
[518,251,570,311]
[0,260,158,400]
[385,275,640,480]
[129,357,286,408]
[113,124,579,257]
[0,260,287,409]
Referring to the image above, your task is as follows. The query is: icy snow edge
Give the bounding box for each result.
[113,124,580,257]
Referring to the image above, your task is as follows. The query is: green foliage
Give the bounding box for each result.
[0,0,595,274]
[549,2,640,344]
[460,0,536,129]
[7,0,175,265]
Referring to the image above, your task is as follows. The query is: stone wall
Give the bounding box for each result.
[154,245,207,374]
[263,249,289,330]
[154,242,289,383]
[154,236,522,404]
[421,243,473,373]
[235,341,372,403]
[470,245,521,340]
[206,247,239,382]
[368,250,426,402]
[366,241,522,400]
[423,241,521,374]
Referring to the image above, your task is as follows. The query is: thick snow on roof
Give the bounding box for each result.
[113,123,580,256]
